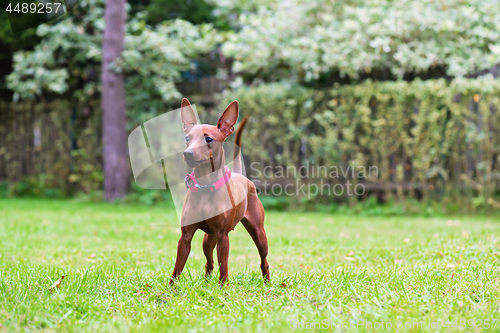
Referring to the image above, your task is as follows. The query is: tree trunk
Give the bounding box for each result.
[101,0,129,201]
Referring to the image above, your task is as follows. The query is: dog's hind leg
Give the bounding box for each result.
[203,233,217,278]
[241,192,270,281]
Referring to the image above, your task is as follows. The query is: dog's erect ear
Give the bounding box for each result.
[181,98,198,133]
[217,101,239,137]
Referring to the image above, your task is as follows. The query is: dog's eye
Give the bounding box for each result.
[185,136,190,143]
[205,136,213,143]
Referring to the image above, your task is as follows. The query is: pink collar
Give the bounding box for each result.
[185,166,232,193]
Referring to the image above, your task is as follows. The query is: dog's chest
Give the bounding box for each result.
[181,181,248,227]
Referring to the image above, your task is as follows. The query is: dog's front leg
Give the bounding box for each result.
[216,233,230,286]
[170,226,196,285]
[203,234,217,278]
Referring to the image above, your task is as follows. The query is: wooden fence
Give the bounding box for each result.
[0,100,102,194]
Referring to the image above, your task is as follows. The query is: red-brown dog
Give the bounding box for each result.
[170,98,270,286]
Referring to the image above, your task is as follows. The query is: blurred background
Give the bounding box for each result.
[1,0,499,214]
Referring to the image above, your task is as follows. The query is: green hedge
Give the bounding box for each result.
[222,76,500,208]
[3,76,500,210]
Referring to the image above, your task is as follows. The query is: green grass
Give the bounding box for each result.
[1,198,500,332]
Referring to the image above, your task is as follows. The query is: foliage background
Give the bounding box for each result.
[1,0,500,213]
[222,0,500,83]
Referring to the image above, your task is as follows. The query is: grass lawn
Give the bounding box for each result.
[1,198,500,332]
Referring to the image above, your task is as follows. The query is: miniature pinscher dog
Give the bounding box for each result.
[169,98,270,286]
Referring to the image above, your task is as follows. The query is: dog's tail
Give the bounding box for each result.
[232,116,249,174]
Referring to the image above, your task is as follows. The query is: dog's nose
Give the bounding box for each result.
[183,150,194,159]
